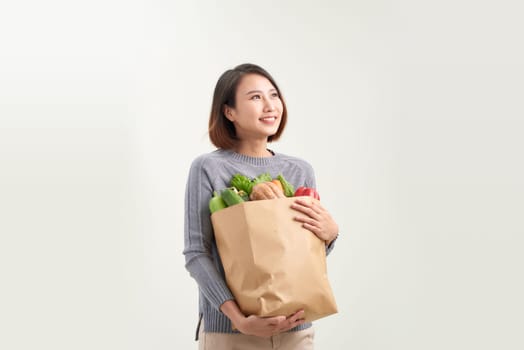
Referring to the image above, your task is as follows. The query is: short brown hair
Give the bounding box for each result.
[208,63,288,149]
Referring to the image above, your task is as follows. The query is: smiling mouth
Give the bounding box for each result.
[259,116,277,122]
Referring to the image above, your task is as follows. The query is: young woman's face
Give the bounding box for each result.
[225,73,283,142]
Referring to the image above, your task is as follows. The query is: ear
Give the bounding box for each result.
[223,105,235,122]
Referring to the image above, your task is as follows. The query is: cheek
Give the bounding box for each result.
[277,100,284,113]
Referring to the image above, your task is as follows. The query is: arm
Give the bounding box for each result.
[297,162,339,255]
[183,158,234,309]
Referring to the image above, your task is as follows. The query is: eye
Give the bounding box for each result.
[271,92,279,98]
[250,94,261,100]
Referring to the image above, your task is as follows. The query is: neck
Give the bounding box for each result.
[233,140,273,158]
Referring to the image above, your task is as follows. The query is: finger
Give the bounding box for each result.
[279,310,304,330]
[266,315,286,326]
[293,215,309,223]
[293,197,311,204]
[288,309,305,322]
[294,216,320,229]
[293,198,317,206]
[292,200,319,213]
[292,206,322,221]
[301,223,325,239]
[279,317,306,332]
[294,199,324,213]
[292,318,306,327]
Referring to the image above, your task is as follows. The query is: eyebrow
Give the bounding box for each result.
[245,88,277,95]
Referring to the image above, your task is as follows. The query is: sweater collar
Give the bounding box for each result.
[219,149,280,167]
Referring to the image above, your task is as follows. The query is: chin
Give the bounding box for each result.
[267,126,280,135]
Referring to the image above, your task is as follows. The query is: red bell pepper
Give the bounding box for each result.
[294,186,320,200]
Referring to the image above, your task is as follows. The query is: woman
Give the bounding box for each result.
[183,63,339,349]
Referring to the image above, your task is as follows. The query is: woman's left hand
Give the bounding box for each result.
[290,198,339,245]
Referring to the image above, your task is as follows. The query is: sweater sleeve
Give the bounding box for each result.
[183,157,234,310]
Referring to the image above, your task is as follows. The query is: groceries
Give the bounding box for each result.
[209,173,320,213]
[209,173,337,322]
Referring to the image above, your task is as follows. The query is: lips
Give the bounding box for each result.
[259,116,277,122]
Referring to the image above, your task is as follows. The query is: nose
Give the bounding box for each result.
[264,99,275,112]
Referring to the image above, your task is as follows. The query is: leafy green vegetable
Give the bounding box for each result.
[251,173,272,186]
[230,172,279,195]
[277,174,295,197]
[230,173,252,194]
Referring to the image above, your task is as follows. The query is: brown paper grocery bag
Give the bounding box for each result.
[211,196,337,323]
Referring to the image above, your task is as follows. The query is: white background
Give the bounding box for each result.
[1,1,523,349]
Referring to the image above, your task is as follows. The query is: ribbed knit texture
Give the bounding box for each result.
[183,149,336,335]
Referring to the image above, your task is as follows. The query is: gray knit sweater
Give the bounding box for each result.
[183,149,336,337]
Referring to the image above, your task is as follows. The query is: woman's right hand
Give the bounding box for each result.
[236,310,306,338]
[220,300,305,338]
